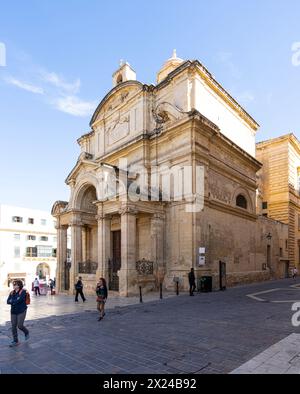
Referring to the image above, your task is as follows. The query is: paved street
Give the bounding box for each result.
[1,278,300,374]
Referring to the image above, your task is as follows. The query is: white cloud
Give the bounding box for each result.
[216,51,241,79]
[40,70,80,94]
[237,91,255,104]
[54,96,96,117]
[5,76,44,94]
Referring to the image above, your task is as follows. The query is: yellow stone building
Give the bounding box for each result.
[52,53,289,296]
[257,133,300,271]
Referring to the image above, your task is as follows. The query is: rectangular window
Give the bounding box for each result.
[14,234,20,241]
[26,247,37,257]
[262,202,268,210]
[41,219,47,226]
[14,246,20,258]
[12,216,23,223]
[28,218,34,224]
[37,245,52,257]
[52,248,57,258]
[40,236,48,242]
[280,248,283,257]
[286,240,289,250]
[27,235,36,241]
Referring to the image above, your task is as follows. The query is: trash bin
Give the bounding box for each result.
[200,276,212,293]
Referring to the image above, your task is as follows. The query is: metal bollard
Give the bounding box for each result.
[160,283,163,299]
[176,281,179,296]
[139,286,143,303]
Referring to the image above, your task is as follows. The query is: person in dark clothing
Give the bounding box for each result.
[7,280,30,347]
[96,278,108,321]
[188,268,196,296]
[75,276,86,302]
[49,279,54,295]
[33,277,40,296]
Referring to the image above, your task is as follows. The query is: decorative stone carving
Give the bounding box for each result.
[107,114,130,146]
[79,152,94,161]
[152,101,185,125]
[136,259,154,275]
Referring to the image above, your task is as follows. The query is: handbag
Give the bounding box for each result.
[97,295,104,302]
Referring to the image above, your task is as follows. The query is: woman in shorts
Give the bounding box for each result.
[96,278,108,321]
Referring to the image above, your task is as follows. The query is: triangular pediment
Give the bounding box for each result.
[65,153,98,185]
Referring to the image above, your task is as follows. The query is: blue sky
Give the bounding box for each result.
[0,0,300,211]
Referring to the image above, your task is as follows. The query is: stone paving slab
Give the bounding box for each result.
[1,278,300,374]
[230,334,300,374]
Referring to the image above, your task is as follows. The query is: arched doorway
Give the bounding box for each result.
[36,263,50,279]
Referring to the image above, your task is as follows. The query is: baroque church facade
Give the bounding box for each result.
[52,52,288,296]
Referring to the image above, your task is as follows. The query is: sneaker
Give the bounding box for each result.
[25,334,30,341]
[9,341,19,347]
[98,317,102,321]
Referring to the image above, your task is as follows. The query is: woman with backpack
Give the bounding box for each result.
[96,278,108,321]
[7,280,30,347]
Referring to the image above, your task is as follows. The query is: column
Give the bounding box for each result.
[70,218,82,294]
[82,226,87,262]
[96,204,111,281]
[151,213,165,284]
[56,225,68,293]
[119,204,137,296]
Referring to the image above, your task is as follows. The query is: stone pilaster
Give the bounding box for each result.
[70,217,82,294]
[119,204,138,296]
[82,226,87,262]
[96,204,111,282]
[151,213,165,284]
[56,224,68,293]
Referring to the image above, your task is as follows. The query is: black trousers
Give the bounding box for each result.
[189,283,196,295]
[34,286,40,295]
[75,289,86,301]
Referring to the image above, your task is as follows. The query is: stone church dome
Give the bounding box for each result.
[157,49,184,84]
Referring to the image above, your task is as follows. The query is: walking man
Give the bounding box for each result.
[188,268,196,296]
[293,267,298,280]
[75,276,86,302]
[7,280,30,347]
[33,277,40,296]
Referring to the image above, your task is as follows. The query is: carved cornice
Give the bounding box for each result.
[77,130,95,145]
[69,216,83,227]
[119,205,138,216]
[55,224,69,231]
[95,214,112,221]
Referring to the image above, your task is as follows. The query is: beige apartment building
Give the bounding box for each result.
[52,52,288,296]
[257,133,300,272]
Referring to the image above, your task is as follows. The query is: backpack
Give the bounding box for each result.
[25,290,30,305]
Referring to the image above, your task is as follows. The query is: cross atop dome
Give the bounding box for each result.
[157,50,184,84]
